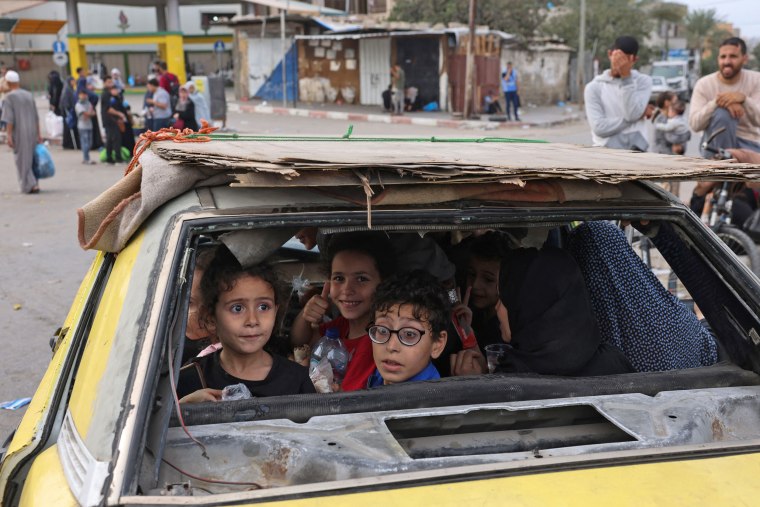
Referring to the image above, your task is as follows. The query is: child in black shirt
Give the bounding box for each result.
[177,248,315,403]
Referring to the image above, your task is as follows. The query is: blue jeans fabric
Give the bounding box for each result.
[700,107,760,157]
[504,91,520,120]
[79,128,92,162]
[152,117,172,130]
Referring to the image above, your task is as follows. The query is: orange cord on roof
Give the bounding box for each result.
[124,120,219,176]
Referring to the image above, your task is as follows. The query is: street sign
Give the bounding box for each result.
[53,52,69,67]
[52,40,66,53]
[213,40,225,53]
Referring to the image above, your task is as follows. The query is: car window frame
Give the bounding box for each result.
[122,199,760,496]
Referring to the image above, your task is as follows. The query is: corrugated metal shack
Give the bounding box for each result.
[295,24,515,112]
[228,12,360,102]
[228,14,574,110]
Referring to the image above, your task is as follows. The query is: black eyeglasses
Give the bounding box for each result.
[367,324,426,346]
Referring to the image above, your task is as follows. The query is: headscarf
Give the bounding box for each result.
[566,221,718,372]
[495,247,633,376]
[47,70,64,114]
[59,76,77,112]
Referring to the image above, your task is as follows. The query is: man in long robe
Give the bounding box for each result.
[1,71,42,193]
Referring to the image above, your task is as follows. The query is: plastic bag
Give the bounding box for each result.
[32,144,55,179]
[65,109,77,129]
[44,110,63,138]
[98,146,131,162]
[221,383,252,401]
[309,356,334,393]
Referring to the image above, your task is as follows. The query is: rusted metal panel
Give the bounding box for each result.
[449,54,501,113]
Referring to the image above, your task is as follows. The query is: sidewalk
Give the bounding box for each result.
[36,90,583,144]
[230,98,583,131]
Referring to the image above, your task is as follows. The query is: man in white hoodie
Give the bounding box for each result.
[585,36,653,151]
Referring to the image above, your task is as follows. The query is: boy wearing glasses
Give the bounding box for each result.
[367,270,449,386]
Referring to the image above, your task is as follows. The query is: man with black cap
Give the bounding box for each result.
[689,37,760,157]
[584,36,653,151]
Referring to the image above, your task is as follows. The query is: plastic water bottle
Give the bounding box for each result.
[310,327,349,385]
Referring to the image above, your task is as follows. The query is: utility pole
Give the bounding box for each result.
[576,0,586,104]
[463,0,477,119]
[281,1,289,107]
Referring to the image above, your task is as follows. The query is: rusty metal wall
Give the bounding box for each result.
[448,54,500,113]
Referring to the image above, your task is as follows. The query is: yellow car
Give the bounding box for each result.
[3,135,760,506]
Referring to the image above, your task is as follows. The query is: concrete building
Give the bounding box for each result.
[501,40,572,107]
[0,0,240,88]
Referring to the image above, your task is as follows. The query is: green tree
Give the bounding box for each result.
[700,26,733,75]
[541,0,653,63]
[684,8,721,54]
[389,0,555,42]
[649,2,686,54]
[752,42,760,71]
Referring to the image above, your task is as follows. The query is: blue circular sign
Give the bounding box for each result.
[53,41,66,53]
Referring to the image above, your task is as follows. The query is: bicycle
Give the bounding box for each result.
[698,129,760,276]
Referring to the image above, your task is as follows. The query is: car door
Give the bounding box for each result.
[0,252,113,506]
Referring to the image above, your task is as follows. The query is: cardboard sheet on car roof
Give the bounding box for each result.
[152,140,760,185]
[78,138,760,253]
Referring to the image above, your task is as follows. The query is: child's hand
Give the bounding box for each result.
[452,287,473,331]
[179,388,223,404]
[302,283,330,324]
[450,348,486,376]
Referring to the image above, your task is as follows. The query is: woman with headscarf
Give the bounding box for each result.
[86,85,104,150]
[47,71,64,116]
[59,76,79,149]
[492,246,634,376]
[172,85,198,131]
[566,221,718,372]
[111,68,125,92]
[450,232,633,377]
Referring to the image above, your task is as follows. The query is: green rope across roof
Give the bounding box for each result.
[187,133,549,144]
[182,123,549,143]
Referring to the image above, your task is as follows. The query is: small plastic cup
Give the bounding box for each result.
[484,343,511,373]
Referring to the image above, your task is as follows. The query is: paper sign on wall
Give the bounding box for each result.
[333,41,343,51]
[308,39,319,47]
[346,59,356,70]
[330,61,341,71]
[314,47,326,58]
[326,50,336,60]
[345,48,355,59]
[321,39,332,47]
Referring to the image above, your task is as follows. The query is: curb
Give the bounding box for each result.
[230,103,580,130]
